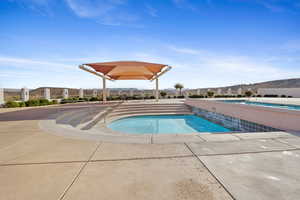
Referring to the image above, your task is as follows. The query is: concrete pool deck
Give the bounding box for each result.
[0,102,300,200]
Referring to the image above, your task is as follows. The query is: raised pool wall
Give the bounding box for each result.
[185,99,300,132]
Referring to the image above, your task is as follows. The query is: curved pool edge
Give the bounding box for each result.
[107,114,232,135]
[39,118,294,144]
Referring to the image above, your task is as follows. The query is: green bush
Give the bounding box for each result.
[189,95,205,98]
[60,99,75,104]
[52,100,58,104]
[264,94,278,97]
[39,99,50,106]
[25,100,40,107]
[18,102,26,107]
[5,101,20,108]
[89,97,99,101]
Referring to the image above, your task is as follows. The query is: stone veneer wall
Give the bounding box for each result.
[189,105,280,132]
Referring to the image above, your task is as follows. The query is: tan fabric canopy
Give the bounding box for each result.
[84,61,168,80]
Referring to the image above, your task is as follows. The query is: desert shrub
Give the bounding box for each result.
[264,94,278,97]
[25,100,40,107]
[5,101,20,108]
[60,98,78,104]
[39,99,50,106]
[52,100,58,104]
[89,97,99,101]
[207,91,214,97]
[160,91,167,98]
[18,102,26,107]
[245,91,253,97]
[281,95,286,98]
[189,95,204,98]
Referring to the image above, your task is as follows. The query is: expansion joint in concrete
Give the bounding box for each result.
[184,143,237,200]
[59,142,103,200]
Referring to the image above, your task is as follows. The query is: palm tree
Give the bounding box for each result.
[174,83,184,96]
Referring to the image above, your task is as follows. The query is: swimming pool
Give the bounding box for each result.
[221,100,300,111]
[108,115,231,134]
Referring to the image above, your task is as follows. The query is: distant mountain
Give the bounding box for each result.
[3,78,300,100]
[249,78,300,88]
[199,78,300,92]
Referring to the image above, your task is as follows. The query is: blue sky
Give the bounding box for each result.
[0,0,300,89]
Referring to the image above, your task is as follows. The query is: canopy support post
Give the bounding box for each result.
[102,77,107,103]
[155,78,159,102]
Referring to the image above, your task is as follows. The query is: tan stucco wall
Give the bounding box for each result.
[185,99,300,132]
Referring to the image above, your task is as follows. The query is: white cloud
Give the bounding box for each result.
[166,45,300,87]
[166,45,205,55]
[0,56,74,71]
[145,4,158,17]
[7,0,55,15]
[234,0,300,13]
[65,0,125,18]
[64,0,140,26]
[172,0,198,10]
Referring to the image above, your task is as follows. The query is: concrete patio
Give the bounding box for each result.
[0,104,300,200]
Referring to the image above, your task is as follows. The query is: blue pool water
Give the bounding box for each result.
[221,100,300,111]
[108,115,231,134]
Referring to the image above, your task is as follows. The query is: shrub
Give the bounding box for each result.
[39,99,50,106]
[245,91,253,97]
[60,99,77,104]
[89,97,99,101]
[207,91,214,98]
[189,95,204,98]
[18,102,26,107]
[52,100,58,104]
[25,100,40,107]
[264,94,278,97]
[5,101,20,108]
[281,95,286,98]
[160,91,167,98]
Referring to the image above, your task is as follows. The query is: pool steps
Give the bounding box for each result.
[51,103,192,130]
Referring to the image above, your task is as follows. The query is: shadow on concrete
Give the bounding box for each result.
[0,103,113,122]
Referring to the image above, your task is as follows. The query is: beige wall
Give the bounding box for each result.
[0,88,4,105]
[185,99,300,132]
[258,88,300,98]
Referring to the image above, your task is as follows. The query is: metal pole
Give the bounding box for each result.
[103,77,107,103]
[155,78,159,102]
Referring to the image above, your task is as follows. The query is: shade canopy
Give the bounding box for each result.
[84,61,169,80]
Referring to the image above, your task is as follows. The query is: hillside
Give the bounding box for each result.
[201,78,300,92]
